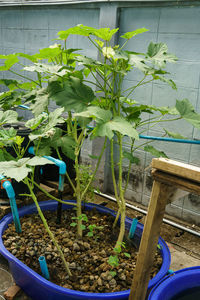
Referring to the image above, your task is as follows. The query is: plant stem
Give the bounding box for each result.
[115,133,126,248]
[25,179,72,276]
[141,116,181,127]
[29,178,76,206]
[81,136,107,201]
[73,121,82,238]
[110,138,121,229]
[9,70,40,86]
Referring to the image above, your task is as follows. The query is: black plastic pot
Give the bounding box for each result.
[40,123,80,182]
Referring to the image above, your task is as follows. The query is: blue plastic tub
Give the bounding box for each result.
[148,266,200,300]
[0,200,171,300]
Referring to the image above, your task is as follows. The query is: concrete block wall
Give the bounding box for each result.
[0,2,200,225]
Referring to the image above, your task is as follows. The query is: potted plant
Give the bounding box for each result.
[0,25,199,299]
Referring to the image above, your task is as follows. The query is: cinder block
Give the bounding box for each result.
[23,8,49,30]
[166,203,182,219]
[159,7,200,34]
[120,7,160,33]
[48,8,76,30]
[24,29,48,50]
[122,79,153,105]
[182,208,200,226]
[2,29,24,49]
[166,61,200,89]
[1,8,23,29]
[183,193,200,213]
[158,33,200,61]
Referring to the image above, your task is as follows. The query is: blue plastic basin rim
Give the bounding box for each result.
[148,266,200,300]
[0,200,171,299]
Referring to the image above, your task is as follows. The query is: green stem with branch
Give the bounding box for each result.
[110,138,121,229]
[73,121,84,238]
[9,70,40,87]
[28,178,76,205]
[114,133,126,248]
[25,178,72,276]
[81,136,108,201]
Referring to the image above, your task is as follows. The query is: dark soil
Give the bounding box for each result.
[2,208,162,293]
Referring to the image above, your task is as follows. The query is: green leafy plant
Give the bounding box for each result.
[0,25,200,281]
[87,224,104,237]
[55,24,200,248]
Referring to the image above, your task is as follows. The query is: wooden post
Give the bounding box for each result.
[129,181,171,300]
[129,158,200,300]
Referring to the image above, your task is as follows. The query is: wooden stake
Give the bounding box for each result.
[129,181,171,300]
[129,158,200,300]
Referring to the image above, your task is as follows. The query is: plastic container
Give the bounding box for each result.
[0,200,171,300]
[0,268,13,296]
[148,266,200,300]
[40,123,81,182]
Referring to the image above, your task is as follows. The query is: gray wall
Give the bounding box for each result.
[0,1,200,225]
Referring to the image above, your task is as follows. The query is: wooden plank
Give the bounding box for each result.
[152,158,200,183]
[129,181,170,300]
[152,169,200,196]
[42,180,72,194]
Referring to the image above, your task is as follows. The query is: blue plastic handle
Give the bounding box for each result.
[18,104,30,110]
[28,146,66,191]
[0,176,21,233]
[39,256,50,280]
[128,218,138,239]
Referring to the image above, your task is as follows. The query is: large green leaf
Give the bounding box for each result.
[0,110,18,126]
[34,128,76,160]
[29,108,65,140]
[128,54,149,73]
[24,63,68,77]
[147,42,177,68]
[0,79,21,91]
[57,135,76,160]
[27,156,55,167]
[17,52,38,63]
[0,128,17,146]
[0,54,19,71]
[121,28,149,40]
[0,91,22,110]
[144,145,168,158]
[0,148,15,162]
[176,99,200,129]
[123,151,140,165]
[48,77,95,113]
[0,158,31,182]
[58,25,118,41]
[27,88,49,117]
[92,28,119,41]
[0,157,54,182]
[25,114,48,130]
[153,74,177,90]
[75,106,112,124]
[34,47,62,61]
[94,116,139,140]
